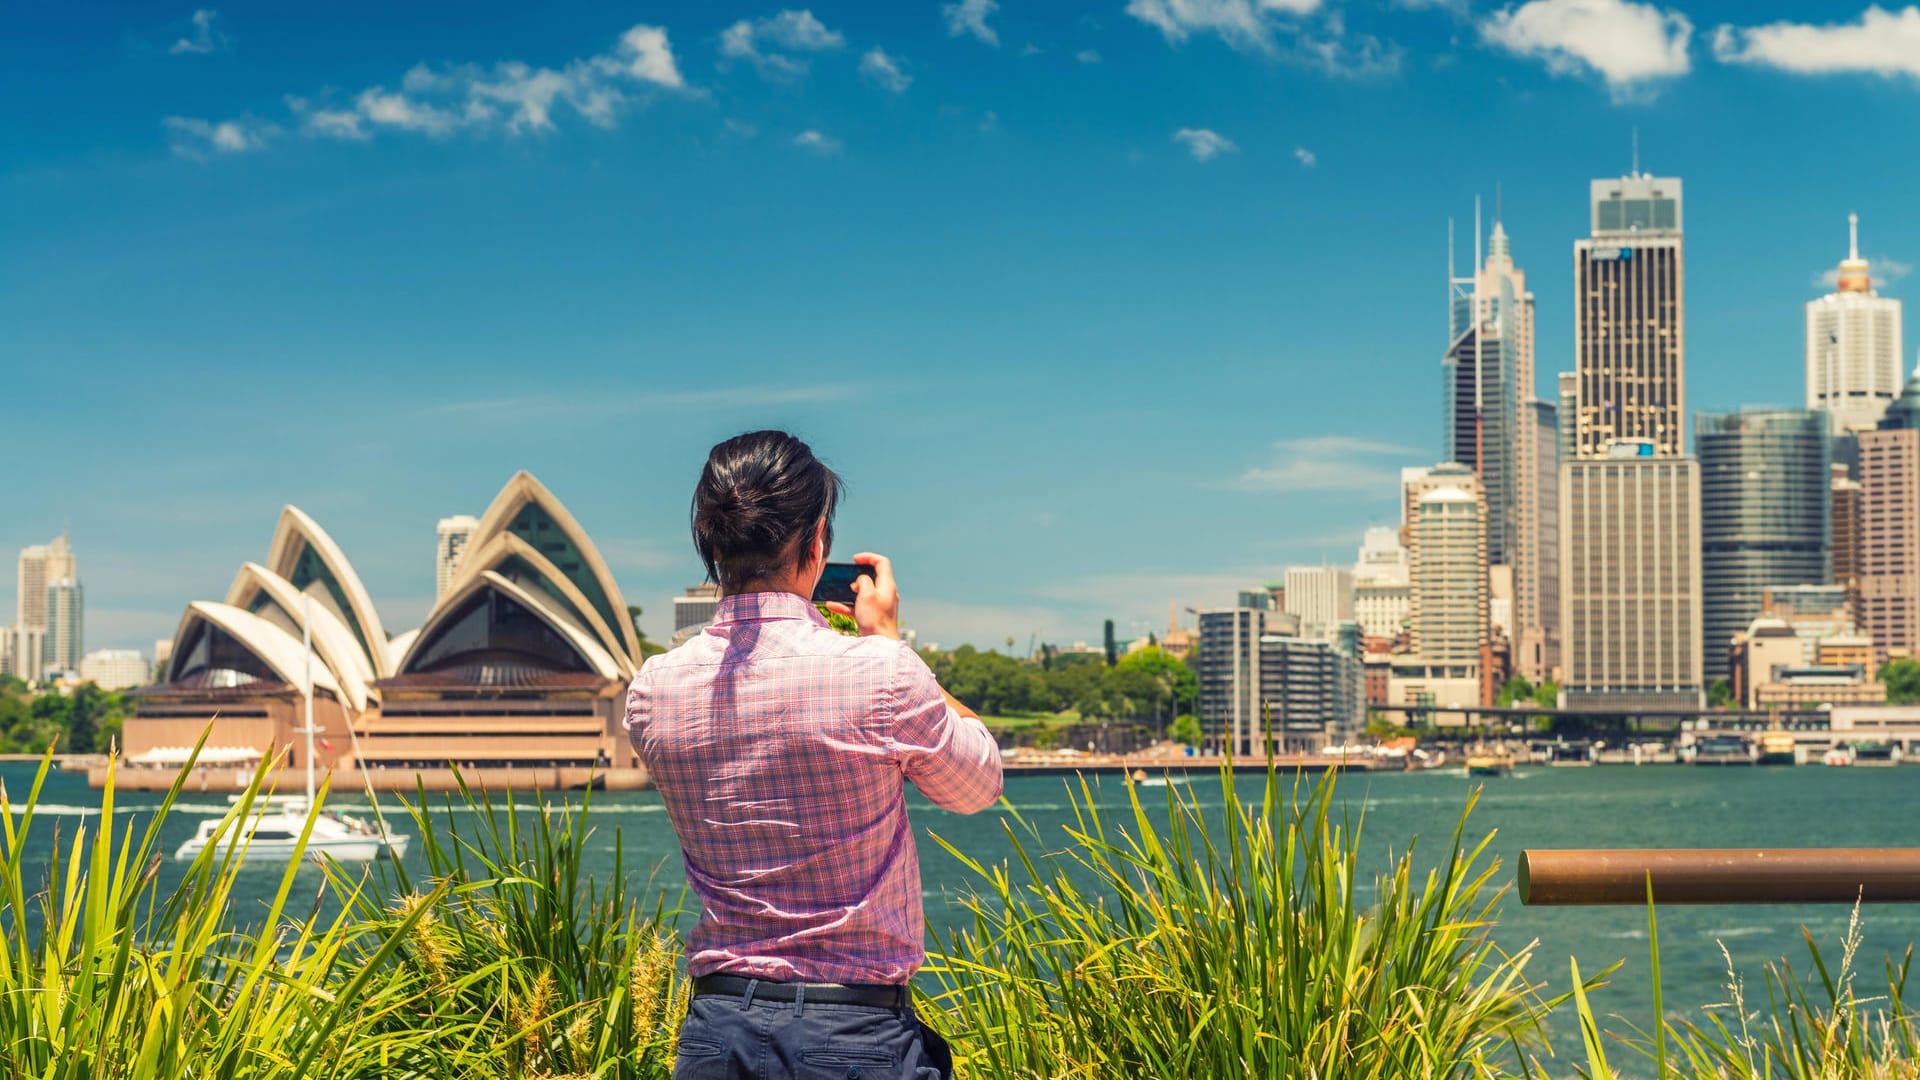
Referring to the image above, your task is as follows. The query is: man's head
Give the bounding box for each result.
[692,430,843,594]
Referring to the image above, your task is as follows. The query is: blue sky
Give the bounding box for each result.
[6,0,1919,655]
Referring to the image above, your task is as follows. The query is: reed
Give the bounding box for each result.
[919,764,1584,1078]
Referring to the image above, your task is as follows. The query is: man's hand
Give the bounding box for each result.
[824,551,900,640]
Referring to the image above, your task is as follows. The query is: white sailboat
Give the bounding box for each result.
[175,593,409,863]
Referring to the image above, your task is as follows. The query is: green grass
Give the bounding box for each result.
[6,737,1920,1078]
[974,710,1081,731]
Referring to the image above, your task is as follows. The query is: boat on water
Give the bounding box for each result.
[1823,745,1854,767]
[1465,746,1515,777]
[1756,731,1799,766]
[176,797,409,862]
[1690,733,1755,766]
[173,592,409,864]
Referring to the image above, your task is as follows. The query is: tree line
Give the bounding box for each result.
[917,644,1199,728]
[0,675,131,754]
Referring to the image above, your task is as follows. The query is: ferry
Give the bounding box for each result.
[1690,734,1755,766]
[1823,745,1854,767]
[1465,746,1515,777]
[1756,731,1798,766]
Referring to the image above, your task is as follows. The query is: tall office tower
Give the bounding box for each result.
[1808,214,1904,435]
[1517,398,1562,680]
[1443,218,1532,568]
[45,576,83,673]
[1695,410,1830,682]
[1557,373,1578,464]
[1408,482,1489,674]
[1573,173,1684,458]
[3,627,46,683]
[1832,463,1863,613]
[16,532,75,639]
[435,515,480,599]
[1352,527,1410,640]
[1282,566,1355,640]
[1857,378,1920,664]
[1561,441,1703,708]
[1197,606,1269,756]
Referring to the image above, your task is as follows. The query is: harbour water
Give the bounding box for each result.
[9,760,1918,1053]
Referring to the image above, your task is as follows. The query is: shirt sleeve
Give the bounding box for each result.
[889,646,1003,814]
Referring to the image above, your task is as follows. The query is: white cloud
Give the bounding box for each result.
[1126,0,1321,52]
[274,22,684,145]
[1294,145,1317,166]
[163,115,272,157]
[1231,436,1422,492]
[860,48,913,92]
[793,129,842,153]
[1815,255,1914,291]
[943,0,1002,47]
[170,8,225,55]
[1172,127,1237,161]
[720,10,845,78]
[1481,0,1692,101]
[1077,48,1103,62]
[1713,6,1920,80]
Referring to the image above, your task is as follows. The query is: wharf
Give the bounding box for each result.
[1002,752,1405,776]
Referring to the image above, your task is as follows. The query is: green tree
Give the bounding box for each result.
[1882,658,1920,704]
[1707,678,1735,709]
[1115,647,1199,716]
[1495,675,1534,708]
[1102,620,1117,667]
[1532,680,1560,709]
[66,682,107,754]
[1167,713,1202,747]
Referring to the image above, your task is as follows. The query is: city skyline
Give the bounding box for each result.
[8,1,1920,653]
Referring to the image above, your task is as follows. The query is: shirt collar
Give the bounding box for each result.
[713,591,829,627]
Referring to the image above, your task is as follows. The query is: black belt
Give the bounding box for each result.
[693,973,908,1009]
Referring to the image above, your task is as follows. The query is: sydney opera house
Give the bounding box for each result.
[101,472,652,790]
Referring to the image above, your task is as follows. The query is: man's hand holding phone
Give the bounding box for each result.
[820,552,899,641]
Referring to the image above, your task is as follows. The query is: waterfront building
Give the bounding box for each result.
[1409,484,1488,672]
[1561,442,1703,708]
[1808,215,1903,435]
[1197,606,1268,756]
[671,582,722,645]
[435,515,480,599]
[1352,527,1410,640]
[1695,410,1830,683]
[46,576,83,674]
[1857,379,1920,665]
[79,648,151,691]
[1256,633,1363,747]
[1282,566,1354,641]
[1754,666,1881,709]
[123,472,649,789]
[1572,173,1685,458]
[1,626,45,683]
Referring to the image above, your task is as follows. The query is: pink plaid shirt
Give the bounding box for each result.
[624,591,1003,985]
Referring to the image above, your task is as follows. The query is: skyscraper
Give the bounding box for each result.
[1808,214,1903,435]
[46,576,83,673]
[1352,527,1410,640]
[1857,377,1920,665]
[1519,397,1561,681]
[435,515,480,599]
[1561,442,1703,708]
[1832,463,1863,613]
[1282,566,1355,641]
[1409,483,1488,671]
[1557,372,1578,464]
[1573,174,1685,457]
[1695,410,1830,682]
[15,532,76,680]
[1197,606,1269,756]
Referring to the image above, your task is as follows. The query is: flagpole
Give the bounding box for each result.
[301,591,316,811]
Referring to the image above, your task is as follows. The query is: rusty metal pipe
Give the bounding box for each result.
[1519,849,1920,906]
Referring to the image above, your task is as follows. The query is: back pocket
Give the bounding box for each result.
[799,1046,897,1077]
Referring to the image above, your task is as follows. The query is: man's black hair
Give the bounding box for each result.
[691,430,843,588]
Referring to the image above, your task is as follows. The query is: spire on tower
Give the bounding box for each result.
[1850,212,1860,261]
[1837,212,1872,294]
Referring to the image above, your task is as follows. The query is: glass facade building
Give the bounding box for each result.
[1695,409,1830,682]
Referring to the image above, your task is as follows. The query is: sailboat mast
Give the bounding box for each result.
[302,591,316,810]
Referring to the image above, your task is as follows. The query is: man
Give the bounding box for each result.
[626,430,1003,1079]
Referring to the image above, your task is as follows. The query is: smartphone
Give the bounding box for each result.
[813,562,875,605]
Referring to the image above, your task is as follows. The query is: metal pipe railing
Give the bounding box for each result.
[1519,849,1920,905]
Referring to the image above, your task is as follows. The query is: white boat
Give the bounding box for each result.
[175,802,409,862]
[173,593,409,863]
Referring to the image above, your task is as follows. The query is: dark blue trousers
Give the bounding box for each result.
[673,983,953,1079]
